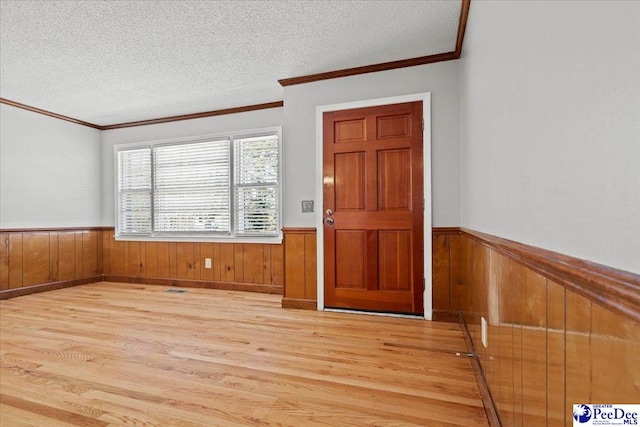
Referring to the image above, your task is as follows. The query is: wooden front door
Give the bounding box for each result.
[323,101,424,314]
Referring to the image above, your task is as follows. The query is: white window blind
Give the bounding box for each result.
[154,140,230,233]
[117,148,152,234]
[234,135,279,235]
[115,129,281,241]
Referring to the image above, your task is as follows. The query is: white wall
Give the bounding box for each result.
[101,107,283,226]
[283,61,461,227]
[0,104,102,228]
[460,1,640,274]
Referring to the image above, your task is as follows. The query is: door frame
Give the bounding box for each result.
[315,92,433,320]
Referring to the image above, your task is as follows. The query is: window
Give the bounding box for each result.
[117,148,152,234]
[234,135,279,235]
[115,129,281,241]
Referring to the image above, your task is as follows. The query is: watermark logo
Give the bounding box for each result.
[574,405,593,423]
[573,404,640,426]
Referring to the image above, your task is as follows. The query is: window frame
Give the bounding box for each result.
[114,126,283,244]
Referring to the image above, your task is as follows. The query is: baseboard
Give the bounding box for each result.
[460,313,501,427]
[281,297,317,310]
[103,275,283,295]
[0,276,103,300]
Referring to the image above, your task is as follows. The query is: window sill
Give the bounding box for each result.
[114,234,283,245]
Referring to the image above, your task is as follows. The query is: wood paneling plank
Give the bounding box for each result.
[546,280,565,427]
[58,232,75,281]
[450,234,462,311]
[74,232,83,279]
[486,250,501,416]
[243,244,263,285]
[263,244,272,285]
[220,244,235,282]
[49,232,59,282]
[590,302,640,404]
[96,231,103,275]
[234,244,244,283]
[496,254,519,427]
[270,243,284,287]
[213,243,221,282]
[21,232,50,287]
[0,234,10,290]
[304,234,317,300]
[168,243,177,278]
[565,290,592,422]
[144,242,158,277]
[176,243,194,280]
[284,234,305,299]
[139,241,146,278]
[157,242,169,278]
[520,268,546,427]
[82,231,99,277]
[101,231,112,275]
[432,234,450,311]
[511,252,523,427]
[193,243,201,280]
[8,234,23,289]
[122,242,131,276]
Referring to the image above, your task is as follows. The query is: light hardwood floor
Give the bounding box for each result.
[0,282,489,426]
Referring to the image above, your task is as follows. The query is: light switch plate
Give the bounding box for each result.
[301,200,314,213]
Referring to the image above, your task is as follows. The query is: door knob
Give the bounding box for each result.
[325,218,334,225]
[326,209,333,216]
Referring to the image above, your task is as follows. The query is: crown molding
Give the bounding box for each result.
[456,0,471,58]
[0,97,102,129]
[0,98,284,131]
[100,101,284,130]
[278,52,458,87]
[278,0,471,87]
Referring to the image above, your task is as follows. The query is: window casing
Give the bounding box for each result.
[115,128,282,242]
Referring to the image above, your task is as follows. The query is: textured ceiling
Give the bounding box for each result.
[0,0,461,126]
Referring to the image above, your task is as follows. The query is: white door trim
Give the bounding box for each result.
[315,92,433,320]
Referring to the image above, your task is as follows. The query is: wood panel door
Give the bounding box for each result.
[323,102,424,314]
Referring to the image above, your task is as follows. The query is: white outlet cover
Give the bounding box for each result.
[481,317,488,348]
[205,258,212,269]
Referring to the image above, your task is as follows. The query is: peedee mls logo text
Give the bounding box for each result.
[574,404,639,426]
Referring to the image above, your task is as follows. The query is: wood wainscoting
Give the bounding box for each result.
[432,227,464,315]
[0,228,103,299]
[458,228,640,427]
[1,226,448,309]
[281,227,461,311]
[101,229,283,294]
[281,227,317,309]
[1,227,284,299]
